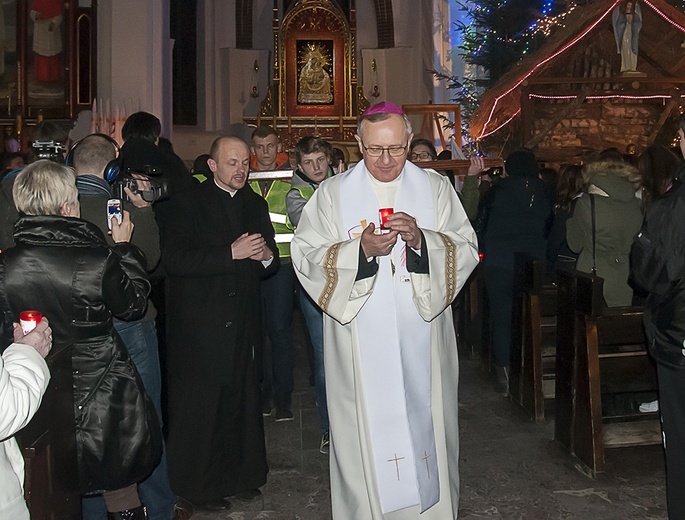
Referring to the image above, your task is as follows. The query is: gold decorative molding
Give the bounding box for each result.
[260,86,274,116]
[357,86,370,114]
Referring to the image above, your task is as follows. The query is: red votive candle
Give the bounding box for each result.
[379,207,394,230]
[19,310,42,335]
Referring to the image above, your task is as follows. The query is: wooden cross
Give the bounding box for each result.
[387,453,405,481]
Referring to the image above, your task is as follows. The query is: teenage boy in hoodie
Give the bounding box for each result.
[286,136,333,453]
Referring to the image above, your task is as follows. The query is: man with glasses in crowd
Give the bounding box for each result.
[291,102,478,519]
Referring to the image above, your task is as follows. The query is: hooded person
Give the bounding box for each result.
[567,154,643,307]
[475,148,554,394]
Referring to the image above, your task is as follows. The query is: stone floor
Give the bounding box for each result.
[189,311,668,519]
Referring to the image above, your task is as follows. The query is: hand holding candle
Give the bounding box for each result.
[14,316,52,358]
[20,310,42,335]
[360,221,398,258]
[385,211,422,250]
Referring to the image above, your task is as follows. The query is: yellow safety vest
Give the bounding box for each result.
[249,179,293,258]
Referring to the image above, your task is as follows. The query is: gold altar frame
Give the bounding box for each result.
[264,0,360,118]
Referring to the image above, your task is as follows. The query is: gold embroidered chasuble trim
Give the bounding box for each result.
[318,242,342,312]
[438,232,457,305]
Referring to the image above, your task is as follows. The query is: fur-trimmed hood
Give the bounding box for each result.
[582,160,641,202]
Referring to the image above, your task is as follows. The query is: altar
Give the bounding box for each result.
[244,0,367,150]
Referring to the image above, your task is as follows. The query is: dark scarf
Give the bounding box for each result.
[75,175,113,197]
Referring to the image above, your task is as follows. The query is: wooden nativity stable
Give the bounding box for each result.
[470,0,685,164]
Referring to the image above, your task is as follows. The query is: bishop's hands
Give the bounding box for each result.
[386,211,422,250]
[360,211,422,257]
[232,232,273,262]
[361,223,397,258]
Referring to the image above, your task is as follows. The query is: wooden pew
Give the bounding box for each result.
[511,254,557,421]
[554,270,660,476]
[17,343,80,519]
[456,261,489,360]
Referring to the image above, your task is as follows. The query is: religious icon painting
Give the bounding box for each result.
[27,0,66,109]
[296,40,334,105]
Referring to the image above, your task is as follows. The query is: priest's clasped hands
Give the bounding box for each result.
[361,211,422,258]
[231,232,273,261]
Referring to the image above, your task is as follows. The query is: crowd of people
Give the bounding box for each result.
[0,103,684,520]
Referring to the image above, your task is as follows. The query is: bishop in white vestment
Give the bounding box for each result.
[290,102,479,519]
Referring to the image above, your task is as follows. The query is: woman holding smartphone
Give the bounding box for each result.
[0,160,160,519]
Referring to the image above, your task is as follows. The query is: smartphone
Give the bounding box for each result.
[107,198,123,230]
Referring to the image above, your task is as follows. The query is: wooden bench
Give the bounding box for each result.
[511,254,557,421]
[554,270,660,476]
[17,343,80,519]
[455,261,489,360]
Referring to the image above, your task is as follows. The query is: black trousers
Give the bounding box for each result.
[657,363,685,519]
[484,265,515,367]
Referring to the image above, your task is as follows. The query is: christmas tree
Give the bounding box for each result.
[443,0,580,141]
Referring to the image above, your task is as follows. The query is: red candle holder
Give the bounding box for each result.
[19,310,42,335]
[379,207,394,230]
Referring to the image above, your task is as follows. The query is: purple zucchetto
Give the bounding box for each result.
[362,101,405,116]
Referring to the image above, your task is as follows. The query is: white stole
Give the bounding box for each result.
[339,161,439,514]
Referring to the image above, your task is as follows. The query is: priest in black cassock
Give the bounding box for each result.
[161,136,278,511]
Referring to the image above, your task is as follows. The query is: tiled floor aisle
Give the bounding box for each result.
[190,311,667,519]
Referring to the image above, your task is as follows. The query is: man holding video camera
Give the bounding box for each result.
[118,112,194,225]
[73,133,182,520]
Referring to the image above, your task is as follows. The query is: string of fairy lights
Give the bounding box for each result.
[451,0,579,146]
[451,0,685,146]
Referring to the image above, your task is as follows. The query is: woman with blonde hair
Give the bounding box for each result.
[0,160,161,519]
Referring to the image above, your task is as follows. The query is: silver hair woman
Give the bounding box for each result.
[4,160,161,519]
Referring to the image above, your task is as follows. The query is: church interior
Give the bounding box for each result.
[4,0,679,518]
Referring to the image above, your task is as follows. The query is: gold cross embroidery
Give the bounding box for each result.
[387,453,405,481]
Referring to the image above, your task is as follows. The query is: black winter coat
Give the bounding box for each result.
[630,176,685,369]
[161,180,279,385]
[476,175,553,269]
[0,216,161,493]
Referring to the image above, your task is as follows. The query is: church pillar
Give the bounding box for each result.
[432,0,453,105]
[97,0,173,136]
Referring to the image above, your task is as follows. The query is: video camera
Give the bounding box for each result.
[112,165,170,204]
[32,140,67,162]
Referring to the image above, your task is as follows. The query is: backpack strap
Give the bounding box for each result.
[590,194,597,276]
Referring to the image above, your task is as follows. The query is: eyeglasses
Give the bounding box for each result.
[409,152,434,161]
[360,141,408,157]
